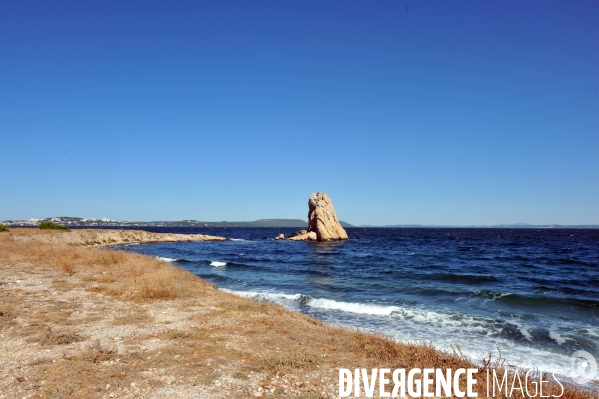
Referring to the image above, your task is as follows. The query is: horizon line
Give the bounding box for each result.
[2,217,598,229]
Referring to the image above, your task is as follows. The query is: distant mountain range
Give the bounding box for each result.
[3,217,354,228]
[361,223,599,229]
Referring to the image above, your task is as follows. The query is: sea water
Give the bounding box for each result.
[115,227,599,379]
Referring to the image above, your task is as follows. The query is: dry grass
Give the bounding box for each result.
[5,227,63,236]
[0,232,595,399]
[0,232,215,301]
[37,331,86,346]
[111,310,153,325]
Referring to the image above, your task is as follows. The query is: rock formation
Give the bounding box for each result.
[288,231,317,241]
[287,230,307,239]
[307,192,348,241]
[286,193,348,242]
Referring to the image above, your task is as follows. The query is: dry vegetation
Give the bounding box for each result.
[0,229,595,398]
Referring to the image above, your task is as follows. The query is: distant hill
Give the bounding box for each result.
[139,219,354,228]
[3,217,354,228]
[180,219,310,228]
[376,224,599,229]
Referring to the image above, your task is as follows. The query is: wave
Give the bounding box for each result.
[221,289,579,343]
[427,272,498,284]
[156,256,179,262]
[215,288,599,377]
[548,325,567,345]
[230,238,250,242]
[310,297,401,316]
[493,292,599,310]
[210,261,227,267]
[221,289,482,321]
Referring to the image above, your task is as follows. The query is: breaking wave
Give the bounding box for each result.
[210,261,228,267]
[156,256,179,262]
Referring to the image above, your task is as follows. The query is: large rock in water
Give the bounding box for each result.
[306,192,348,241]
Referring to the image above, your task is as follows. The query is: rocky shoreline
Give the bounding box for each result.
[8,228,228,247]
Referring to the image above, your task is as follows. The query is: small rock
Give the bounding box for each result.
[253,392,263,397]
[288,231,317,241]
[275,234,284,240]
[287,230,307,239]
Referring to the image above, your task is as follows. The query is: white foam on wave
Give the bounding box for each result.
[222,289,394,315]
[221,289,300,301]
[483,292,511,304]
[230,238,249,242]
[309,298,401,315]
[211,261,228,267]
[508,319,533,341]
[222,289,458,319]
[222,289,501,337]
[156,256,178,262]
[548,326,566,345]
[584,328,599,338]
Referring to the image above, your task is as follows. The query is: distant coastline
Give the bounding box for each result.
[3,217,597,229]
[361,224,599,229]
[2,217,354,228]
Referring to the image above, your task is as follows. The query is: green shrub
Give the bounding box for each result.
[39,221,71,231]
[0,224,8,232]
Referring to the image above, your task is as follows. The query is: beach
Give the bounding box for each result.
[0,229,592,398]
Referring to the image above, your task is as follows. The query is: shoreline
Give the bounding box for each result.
[0,231,591,398]
[6,227,229,247]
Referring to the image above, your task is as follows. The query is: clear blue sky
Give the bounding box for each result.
[1,1,598,225]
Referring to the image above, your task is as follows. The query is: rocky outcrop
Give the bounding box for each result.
[288,231,317,241]
[286,193,348,242]
[287,230,307,239]
[10,229,228,246]
[307,192,348,241]
[275,234,285,240]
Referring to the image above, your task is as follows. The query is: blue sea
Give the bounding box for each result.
[114,227,599,379]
